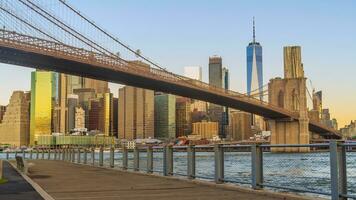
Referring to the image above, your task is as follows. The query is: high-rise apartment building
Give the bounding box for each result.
[184,66,202,81]
[30,71,59,145]
[118,86,154,140]
[176,97,192,137]
[155,94,176,140]
[284,46,304,79]
[0,91,30,146]
[246,18,263,101]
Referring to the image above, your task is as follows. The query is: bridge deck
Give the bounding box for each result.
[26,160,312,200]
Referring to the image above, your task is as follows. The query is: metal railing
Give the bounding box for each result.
[1,141,355,200]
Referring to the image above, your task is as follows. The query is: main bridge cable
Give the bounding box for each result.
[18,0,127,64]
[0,4,61,43]
[57,0,193,83]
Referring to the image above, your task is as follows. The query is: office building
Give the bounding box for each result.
[75,107,85,129]
[73,88,96,130]
[155,93,176,139]
[0,91,30,146]
[84,78,109,94]
[230,111,252,141]
[102,92,114,136]
[246,18,263,101]
[88,98,102,132]
[340,120,356,138]
[208,56,224,138]
[30,71,59,145]
[192,121,219,139]
[67,94,78,132]
[119,86,154,140]
[184,66,202,81]
[176,97,191,137]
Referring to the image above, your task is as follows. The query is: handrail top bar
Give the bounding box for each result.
[222,144,252,148]
[260,143,330,148]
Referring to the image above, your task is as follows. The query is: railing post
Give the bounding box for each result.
[109,147,114,168]
[62,149,65,161]
[214,144,224,183]
[163,145,173,176]
[134,146,140,171]
[71,148,75,163]
[47,149,51,160]
[36,149,39,160]
[91,148,95,166]
[251,144,263,189]
[99,146,104,167]
[83,148,87,164]
[77,148,81,163]
[22,150,25,159]
[6,151,9,160]
[147,146,153,173]
[187,144,196,179]
[330,141,347,200]
[54,149,57,160]
[122,146,128,170]
[41,149,45,159]
[29,150,33,159]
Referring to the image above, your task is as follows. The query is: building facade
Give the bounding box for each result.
[155,94,176,140]
[0,105,6,123]
[230,111,252,141]
[118,86,154,140]
[192,121,218,139]
[0,91,30,146]
[30,71,59,145]
[176,97,191,137]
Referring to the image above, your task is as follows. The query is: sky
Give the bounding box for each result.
[0,0,355,128]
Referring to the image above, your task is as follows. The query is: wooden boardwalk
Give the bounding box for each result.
[27,160,313,200]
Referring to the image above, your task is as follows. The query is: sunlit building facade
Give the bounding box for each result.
[0,91,30,146]
[30,71,59,145]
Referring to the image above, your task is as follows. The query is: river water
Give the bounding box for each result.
[1,151,356,198]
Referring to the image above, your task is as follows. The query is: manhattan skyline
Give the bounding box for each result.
[0,0,355,127]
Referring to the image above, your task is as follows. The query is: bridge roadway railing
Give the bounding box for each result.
[0,29,299,118]
[2,141,356,200]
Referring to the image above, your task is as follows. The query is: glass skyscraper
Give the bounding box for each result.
[30,70,59,145]
[246,18,263,101]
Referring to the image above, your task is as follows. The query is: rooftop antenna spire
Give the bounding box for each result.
[253,16,256,43]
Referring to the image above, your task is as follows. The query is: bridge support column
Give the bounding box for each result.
[269,118,309,152]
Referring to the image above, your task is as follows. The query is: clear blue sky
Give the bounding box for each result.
[0,0,355,127]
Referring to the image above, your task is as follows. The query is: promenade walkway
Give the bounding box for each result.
[0,161,43,200]
[26,160,314,200]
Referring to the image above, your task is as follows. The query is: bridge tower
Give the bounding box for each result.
[268,46,309,152]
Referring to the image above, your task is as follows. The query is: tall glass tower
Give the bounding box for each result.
[246,18,263,101]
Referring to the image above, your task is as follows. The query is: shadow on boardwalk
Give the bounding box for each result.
[0,161,43,200]
[26,160,313,200]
